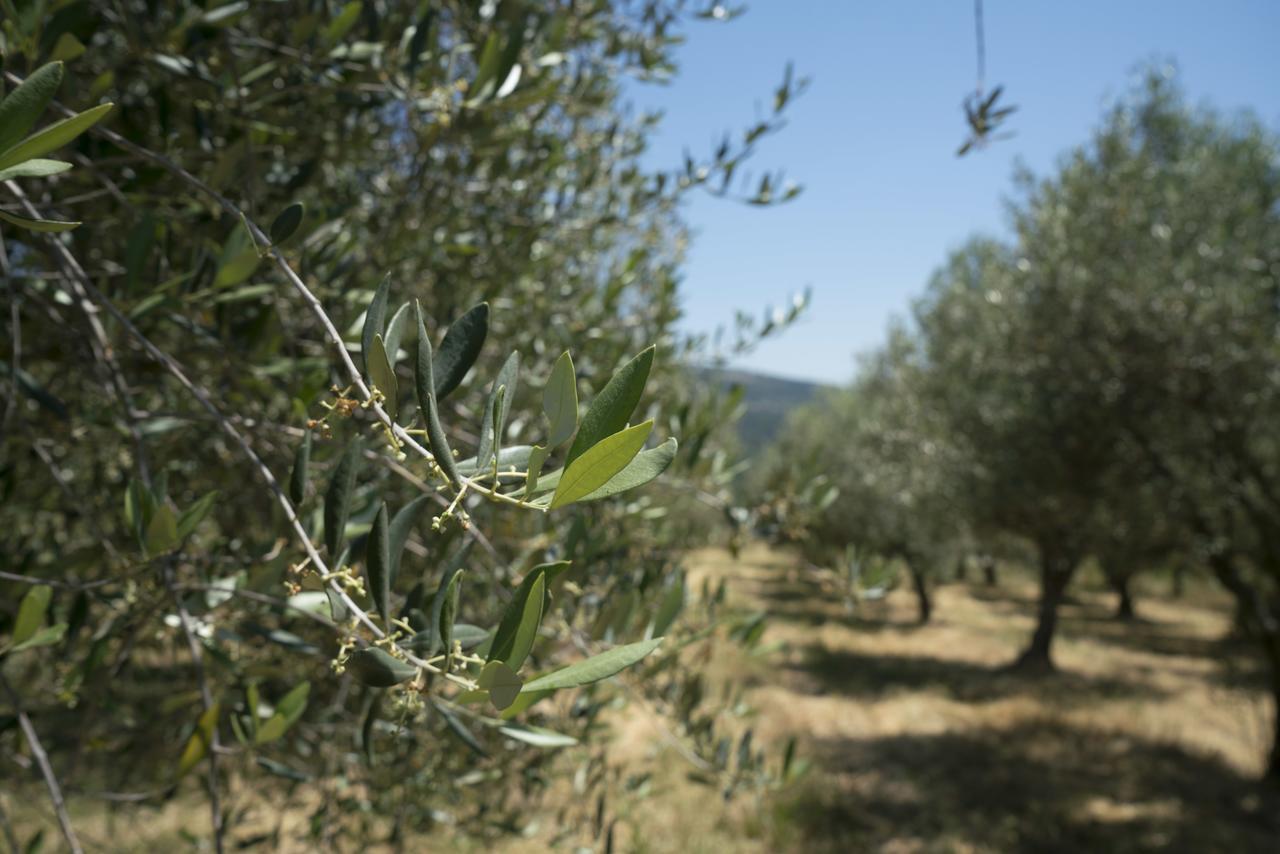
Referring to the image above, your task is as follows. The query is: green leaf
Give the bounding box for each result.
[477,660,523,711]
[476,351,519,468]
[543,351,578,448]
[406,621,487,653]
[50,32,87,62]
[289,431,312,505]
[124,478,150,541]
[648,573,684,639]
[9,623,67,653]
[579,437,678,502]
[0,62,63,155]
[254,682,310,744]
[361,274,391,378]
[434,302,489,401]
[498,687,551,720]
[564,346,654,466]
[365,502,391,625]
[360,693,380,765]
[269,202,305,243]
[413,300,461,487]
[456,444,533,476]
[201,1,250,27]
[524,444,550,497]
[382,301,414,367]
[177,491,218,540]
[470,32,503,97]
[0,209,81,232]
[522,637,664,693]
[246,683,261,739]
[429,567,463,658]
[12,586,52,645]
[0,102,114,173]
[212,241,259,288]
[550,421,653,509]
[324,0,363,44]
[488,563,565,668]
[255,756,311,782]
[0,159,72,181]
[368,333,398,420]
[176,703,219,779]
[388,493,431,581]
[452,623,489,649]
[496,724,577,748]
[145,504,180,556]
[324,440,362,557]
[433,698,487,756]
[507,573,544,672]
[229,710,250,746]
[347,648,416,687]
[490,385,506,464]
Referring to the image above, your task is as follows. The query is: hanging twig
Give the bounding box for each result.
[958,0,1016,157]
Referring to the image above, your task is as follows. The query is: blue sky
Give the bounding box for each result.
[628,1,1280,384]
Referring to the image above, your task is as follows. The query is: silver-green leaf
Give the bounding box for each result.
[521,637,664,693]
[549,421,653,509]
[543,351,578,448]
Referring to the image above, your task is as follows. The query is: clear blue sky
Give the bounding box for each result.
[628,1,1280,384]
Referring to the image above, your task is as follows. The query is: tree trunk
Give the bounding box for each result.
[1012,549,1075,673]
[1105,568,1136,620]
[1115,580,1135,620]
[981,555,998,586]
[907,562,932,624]
[955,557,969,583]
[1171,563,1185,599]
[1203,552,1280,783]
[1269,677,1280,786]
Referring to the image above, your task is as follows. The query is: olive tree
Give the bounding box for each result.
[0,2,807,849]
[919,69,1280,776]
[764,325,964,623]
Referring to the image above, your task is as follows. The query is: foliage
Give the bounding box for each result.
[765,66,1280,778]
[762,325,964,622]
[0,1,808,848]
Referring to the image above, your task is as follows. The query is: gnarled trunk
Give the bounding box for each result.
[980,555,998,586]
[907,561,932,624]
[1012,546,1077,673]
[1204,552,1280,783]
[1115,579,1135,620]
[1104,566,1136,620]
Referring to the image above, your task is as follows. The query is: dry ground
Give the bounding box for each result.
[621,542,1280,853]
[7,543,1279,852]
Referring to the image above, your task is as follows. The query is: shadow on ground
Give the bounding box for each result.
[774,720,1280,853]
[788,645,1162,705]
[742,572,928,630]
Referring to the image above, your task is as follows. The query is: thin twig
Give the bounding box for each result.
[0,75,538,509]
[163,564,225,854]
[2,180,381,640]
[0,673,84,854]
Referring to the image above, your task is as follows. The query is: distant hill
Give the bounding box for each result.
[701,367,832,454]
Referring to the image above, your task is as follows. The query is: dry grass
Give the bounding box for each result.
[668,543,1279,852]
[8,543,1278,852]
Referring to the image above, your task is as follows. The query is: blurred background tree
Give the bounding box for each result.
[771,68,1280,780]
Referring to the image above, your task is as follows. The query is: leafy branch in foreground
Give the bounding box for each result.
[0,61,113,231]
[279,288,678,723]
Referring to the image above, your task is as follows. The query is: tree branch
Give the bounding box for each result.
[0,673,84,854]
